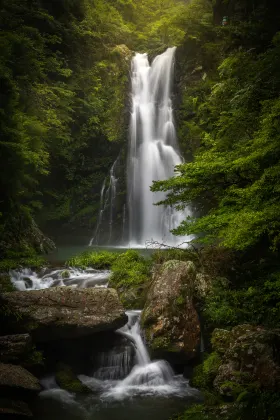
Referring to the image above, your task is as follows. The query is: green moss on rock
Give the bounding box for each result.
[55,363,90,394]
[191,352,222,390]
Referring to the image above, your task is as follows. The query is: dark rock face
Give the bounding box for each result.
[0,334,32,364]
[212,325,280,397]
[1,287,127,341]
[142,260,200,363]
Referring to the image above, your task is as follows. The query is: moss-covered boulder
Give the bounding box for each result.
[55,363,91,394]
[214,326,280,397]
[142,260,200,362]
[1,287,127,341]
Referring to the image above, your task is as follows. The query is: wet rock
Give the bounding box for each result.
[142,260,200,362]
[1,287,127,341]
[0,363,41,398]
[0,399,32,418]
[214,325,280,397]
[0,334,32,364]
[55,363,91,394]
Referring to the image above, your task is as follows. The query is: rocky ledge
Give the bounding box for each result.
[1,287,127,341]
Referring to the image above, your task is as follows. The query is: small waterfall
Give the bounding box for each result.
[127,47,192,247]
[84,310,192,400]
[89,155,120,246]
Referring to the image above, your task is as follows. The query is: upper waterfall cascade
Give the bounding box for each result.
[128,47,191,247]
[90,47,192,247]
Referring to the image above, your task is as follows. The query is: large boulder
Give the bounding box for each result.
[1,287,127,341]
[0,334,32,364]
[142,260,200,363]
[0,363,41,398]
[213,325,280,397]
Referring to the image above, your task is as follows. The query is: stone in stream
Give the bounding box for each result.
[142,260,200,365]
[0,334,32,364]
[1,287,127,341]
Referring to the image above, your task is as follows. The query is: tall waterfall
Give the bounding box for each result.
[127,47,189,247]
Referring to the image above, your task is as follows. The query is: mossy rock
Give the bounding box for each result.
[55,363,91,394]
[61,270,70,279]
[211,329,231,355]
[190,352,222,390]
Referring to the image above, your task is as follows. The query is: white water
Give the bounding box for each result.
[127,47,192,247]
[78,310,197,401]
[10,267,110,291]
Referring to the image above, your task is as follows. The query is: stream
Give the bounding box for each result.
[11,269,201,420]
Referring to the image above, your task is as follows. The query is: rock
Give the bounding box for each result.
[1,287,127,341]
[211,329,232,354]
[0,334,32,364]
[55,363,91,394]
[61,270,70,279]
[214,325,280,397]
[0,399,32,418]
[195,273,212,298]
[0,363,41,398]
[142,260,200,362]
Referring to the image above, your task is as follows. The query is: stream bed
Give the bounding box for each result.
[10,270,201,420]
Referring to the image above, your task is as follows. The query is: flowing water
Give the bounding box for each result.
[90,48,192,248]
[9,270,201,418]
[10,267,110,290]
[33,311,200,419]
[127,47,192,248]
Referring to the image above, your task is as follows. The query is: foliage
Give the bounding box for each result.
[110,250,151,287]
[202,271,280,329]
[152,4,280,255]
[67,250,119,269]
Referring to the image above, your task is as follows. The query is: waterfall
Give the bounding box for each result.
[78,310,195,400]
[127,47,191,247]
[89,155,120,246]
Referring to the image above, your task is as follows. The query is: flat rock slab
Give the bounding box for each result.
[0,363,41,396]
[2,287,127,341]
[0,334,32,364]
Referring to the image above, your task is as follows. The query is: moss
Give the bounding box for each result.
[151,335,171,350]
[55,363,90,394]
[25,348,45,366]
[191,352,222,390]
[219,381,247,400]
[61,270,70,279]
[211,329,231,354]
